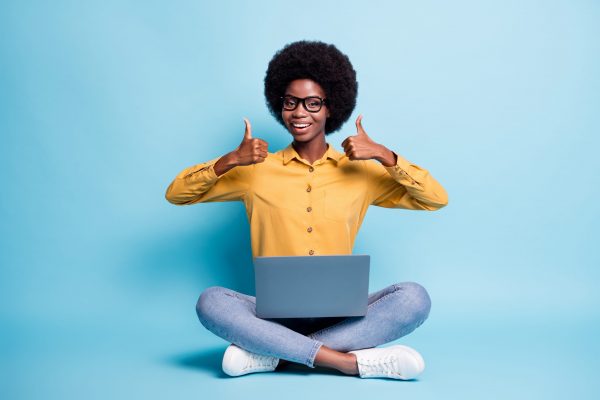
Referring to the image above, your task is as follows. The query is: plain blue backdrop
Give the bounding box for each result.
[1,1,599,399]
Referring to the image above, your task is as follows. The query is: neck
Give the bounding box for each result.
[292,135,328,164]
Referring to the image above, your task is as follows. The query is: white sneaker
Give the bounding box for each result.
[349,345,425,380]
[221,343,280,377]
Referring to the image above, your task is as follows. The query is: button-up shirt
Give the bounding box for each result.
[165,143,448,257]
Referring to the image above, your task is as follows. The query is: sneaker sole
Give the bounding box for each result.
[392,345,425,378]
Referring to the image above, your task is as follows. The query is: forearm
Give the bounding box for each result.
[387,158,448,209]
[165,157,222,205]
[367,147,448,210]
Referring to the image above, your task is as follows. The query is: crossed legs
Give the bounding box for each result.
[196,282,431,375]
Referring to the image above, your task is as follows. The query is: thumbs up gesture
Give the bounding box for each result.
[341,115,397,166]
[234,118,269,166]
[341,115,385,161]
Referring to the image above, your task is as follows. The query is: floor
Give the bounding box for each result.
[4,312,598,399]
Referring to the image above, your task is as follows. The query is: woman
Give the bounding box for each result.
[165,40,448,379]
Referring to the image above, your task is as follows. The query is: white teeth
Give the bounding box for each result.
[293,123,310,128]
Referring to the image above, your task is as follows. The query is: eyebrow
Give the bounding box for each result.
[284,93,322,97]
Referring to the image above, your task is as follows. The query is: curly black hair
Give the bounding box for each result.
[264,40,358,135]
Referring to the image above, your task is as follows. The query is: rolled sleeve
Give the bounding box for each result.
[365,152,448,210]
[165,156,250,205]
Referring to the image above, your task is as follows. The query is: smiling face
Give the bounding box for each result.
[282,79,330,144]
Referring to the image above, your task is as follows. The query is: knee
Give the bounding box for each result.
[195,286,226,327]
[394,281,431,322]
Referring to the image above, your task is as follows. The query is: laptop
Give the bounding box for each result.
[254,255,370,318]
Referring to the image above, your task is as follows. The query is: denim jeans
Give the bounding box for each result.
[196,281,431,368]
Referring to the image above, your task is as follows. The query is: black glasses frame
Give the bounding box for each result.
[280,95,328,113]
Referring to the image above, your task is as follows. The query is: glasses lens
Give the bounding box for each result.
[282,96,297,110]
[305,97,322,112]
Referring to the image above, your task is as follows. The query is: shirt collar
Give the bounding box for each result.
[282,143,344,166]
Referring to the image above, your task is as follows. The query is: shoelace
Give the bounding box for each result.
[242,353,278,371]
[359,354,404,377]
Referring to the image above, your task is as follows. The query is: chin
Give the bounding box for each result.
[291,133,315,142]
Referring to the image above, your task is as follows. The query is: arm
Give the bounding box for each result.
[165,118,268,206]
[341,115,448,211]
[364,149,448,211]
[164,151,250,205]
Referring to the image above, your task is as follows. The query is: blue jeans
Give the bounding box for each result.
[196,282,431,368]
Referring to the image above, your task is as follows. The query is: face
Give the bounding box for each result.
[281,79,330,143]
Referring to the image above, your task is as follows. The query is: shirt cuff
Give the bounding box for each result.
[383,152,420,186]
[183,158,220,182]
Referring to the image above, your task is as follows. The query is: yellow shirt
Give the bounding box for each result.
[165,143,448,257]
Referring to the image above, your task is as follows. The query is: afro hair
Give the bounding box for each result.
[264,40,358,135]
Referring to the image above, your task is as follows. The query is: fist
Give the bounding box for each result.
[341,115,382,161]
[235,118,269,166]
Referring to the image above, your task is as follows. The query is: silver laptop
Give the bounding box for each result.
[254,255,370,318]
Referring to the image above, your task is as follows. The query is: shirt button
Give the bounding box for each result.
[308,166,314,172]
[306,185,312,192]
[306,206,312,212]
[307,226,313,233]
[309,249,315,255]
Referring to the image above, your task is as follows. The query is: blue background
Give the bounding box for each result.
[1,0,599,398]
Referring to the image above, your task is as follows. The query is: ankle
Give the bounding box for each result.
[314,345,359,375]
[339,353,359,375]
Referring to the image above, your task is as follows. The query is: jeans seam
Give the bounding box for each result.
[306,340,324,368]
[367,284,403,309]
[308,285,403,339]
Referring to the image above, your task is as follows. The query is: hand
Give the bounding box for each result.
[341,115,397,166]
[234,118,269,166]
[341,115,384,161]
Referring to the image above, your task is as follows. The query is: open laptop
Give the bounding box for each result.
[254,255,370,318]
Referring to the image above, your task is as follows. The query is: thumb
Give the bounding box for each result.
[355,114,367,136]
[243,117,253,140]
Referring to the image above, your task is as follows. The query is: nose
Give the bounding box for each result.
[292,103,308,118]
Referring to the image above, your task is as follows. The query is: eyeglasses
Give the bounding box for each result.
[280,95,328,113]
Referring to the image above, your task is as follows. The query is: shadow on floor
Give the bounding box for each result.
[167,346,352,378]
[168,347,227,378]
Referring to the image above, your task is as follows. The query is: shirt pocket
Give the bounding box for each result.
[323,189,363,224]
